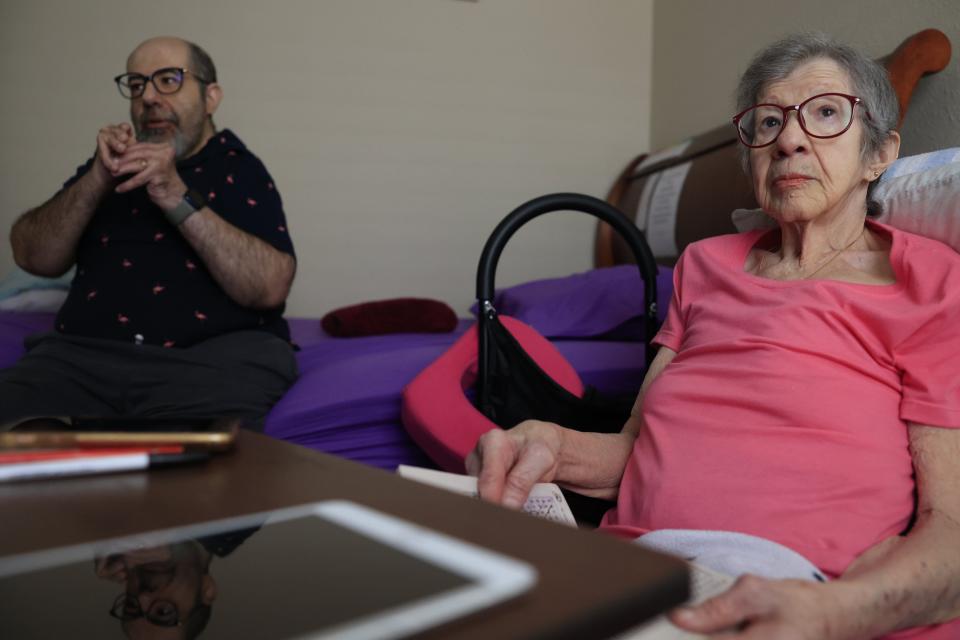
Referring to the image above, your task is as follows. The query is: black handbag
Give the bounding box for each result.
[474,193,659,525]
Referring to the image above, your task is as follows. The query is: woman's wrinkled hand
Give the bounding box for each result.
[465,420,564,509]
[670,575,866,640]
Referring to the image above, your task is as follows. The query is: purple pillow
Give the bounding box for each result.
[473,265,673,339]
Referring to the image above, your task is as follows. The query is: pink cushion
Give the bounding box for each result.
[401,316,583,473]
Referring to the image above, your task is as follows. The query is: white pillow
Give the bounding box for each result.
[0,288,68,312]
[883,148,960,180]
[0,266,74,300]
[732,156,960,253]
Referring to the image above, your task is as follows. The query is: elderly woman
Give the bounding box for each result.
[468,33,960,640]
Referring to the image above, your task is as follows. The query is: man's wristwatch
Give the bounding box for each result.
[166,188,207,226]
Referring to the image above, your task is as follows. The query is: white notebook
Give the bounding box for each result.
[397,465,577,527]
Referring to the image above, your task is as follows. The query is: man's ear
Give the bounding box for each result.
[869,130,901,180]
[204,83,223,117]
[201,574,218,605]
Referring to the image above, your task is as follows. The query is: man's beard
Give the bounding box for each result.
[135,109,202,161]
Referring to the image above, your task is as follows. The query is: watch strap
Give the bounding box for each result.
[166,189,207,226]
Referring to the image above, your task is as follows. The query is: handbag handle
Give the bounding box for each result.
[475,193,660,409]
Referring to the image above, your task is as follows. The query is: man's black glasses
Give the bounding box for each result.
[114,67,209,99]
[108,593,182,627]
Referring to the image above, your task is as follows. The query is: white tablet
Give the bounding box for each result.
[0,500,537,639]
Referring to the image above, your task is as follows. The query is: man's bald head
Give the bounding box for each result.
[128,37,217,85]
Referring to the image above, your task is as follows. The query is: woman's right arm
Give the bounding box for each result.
[467,346,677,508]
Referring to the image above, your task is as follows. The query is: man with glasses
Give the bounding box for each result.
[98,540,217,639]
[94,527,258,639]
[2,37,297,428]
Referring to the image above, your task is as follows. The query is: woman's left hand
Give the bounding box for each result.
[669,575,865,639]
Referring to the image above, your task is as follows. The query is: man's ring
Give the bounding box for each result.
[140,159,147,170]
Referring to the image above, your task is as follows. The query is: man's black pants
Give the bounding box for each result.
[0,331,298,430]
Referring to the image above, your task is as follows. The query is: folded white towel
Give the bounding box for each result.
[636,529,827,583]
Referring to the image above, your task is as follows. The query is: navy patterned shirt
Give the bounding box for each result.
[55,129,295,347]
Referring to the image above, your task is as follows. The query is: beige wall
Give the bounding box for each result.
[0,0,654,316]
[651,0,960,156]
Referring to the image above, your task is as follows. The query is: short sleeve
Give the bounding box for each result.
[896,299,960,429]
[652,250,686,352]
[206,154,295,258]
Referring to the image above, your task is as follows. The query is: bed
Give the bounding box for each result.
[0,264,672,470]
[1,28,953,474]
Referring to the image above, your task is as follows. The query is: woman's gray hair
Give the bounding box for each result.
[736,33,899,215]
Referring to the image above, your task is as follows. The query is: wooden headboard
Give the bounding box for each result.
[595,28,952,268]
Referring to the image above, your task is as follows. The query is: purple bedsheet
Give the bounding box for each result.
[272,318,648,469]
[0,314,649,472]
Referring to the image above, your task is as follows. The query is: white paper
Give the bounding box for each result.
[644,162,692,258]
[636,140,692,172]
[633,140,692,233]
[397,465,576,527]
